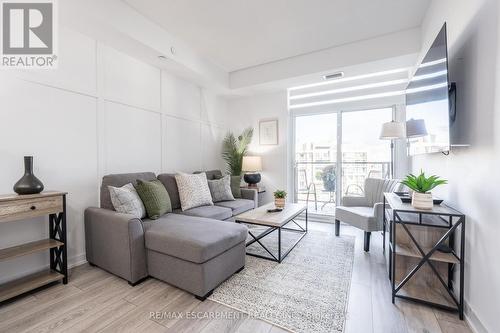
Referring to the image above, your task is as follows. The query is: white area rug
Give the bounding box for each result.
[209,226,355,333]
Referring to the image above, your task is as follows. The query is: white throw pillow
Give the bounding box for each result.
[175,172,214,211]
[208,175,235,202]
[108,183,146,218]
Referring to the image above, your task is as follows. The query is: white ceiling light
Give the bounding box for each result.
[290,78,408,100]
[289,82,447,109]
[289,67,410,91]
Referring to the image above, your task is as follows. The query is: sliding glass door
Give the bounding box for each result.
[341,108,393,196]
[294,113,338,216]
[293,108,393,216]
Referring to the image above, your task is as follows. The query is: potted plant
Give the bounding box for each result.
[222,128,254,196]
[401,171,447,210]
[222,127,254,176]
[274,190,287,209]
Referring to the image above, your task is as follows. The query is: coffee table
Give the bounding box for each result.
[235,202,308,263]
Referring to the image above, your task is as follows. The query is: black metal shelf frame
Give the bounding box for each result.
[383,196,465,320]
[49,194,68,284]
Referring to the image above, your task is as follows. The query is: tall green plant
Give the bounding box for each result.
[401,170,447,193]
[222,127,254,176]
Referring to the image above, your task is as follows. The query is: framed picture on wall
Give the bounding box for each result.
[259,119,279,145]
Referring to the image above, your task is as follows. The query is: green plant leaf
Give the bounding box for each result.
[222,127,254,176]
[274,190,287,198]
[402,171,447,193]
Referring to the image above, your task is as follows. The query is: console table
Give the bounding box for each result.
[383,192,465,319]
[0,191,68,302]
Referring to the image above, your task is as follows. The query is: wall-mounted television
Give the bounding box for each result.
[406,23,453,155]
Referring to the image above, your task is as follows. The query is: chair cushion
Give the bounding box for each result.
[335,206,379,232]
[215,199,254,216]
[145,214,247,263]
[175,205,233,220]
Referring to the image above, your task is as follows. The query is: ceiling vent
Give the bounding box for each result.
[323,72,344,80]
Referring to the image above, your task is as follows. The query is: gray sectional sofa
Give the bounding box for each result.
[84,170,256,300]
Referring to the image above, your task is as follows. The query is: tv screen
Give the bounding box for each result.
[406,23,450,155]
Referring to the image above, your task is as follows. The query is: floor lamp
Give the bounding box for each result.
[380,121,406,179]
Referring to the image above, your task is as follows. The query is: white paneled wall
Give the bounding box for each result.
[165,117,202,172]
[103,102,163,174]
[102,45,162,112]
[162,71,201,121]
[0,27,228,283]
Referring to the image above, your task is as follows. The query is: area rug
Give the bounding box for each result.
[209,226,355,333]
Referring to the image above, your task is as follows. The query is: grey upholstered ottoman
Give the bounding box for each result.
[144,213,247,300]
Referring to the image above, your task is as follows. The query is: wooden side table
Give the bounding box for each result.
[383,192,465,319]
[241,186,266,206]
[0,191,68,303]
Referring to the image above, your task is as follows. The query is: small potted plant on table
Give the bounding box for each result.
[401,171,447,210]
[274,190,287,209]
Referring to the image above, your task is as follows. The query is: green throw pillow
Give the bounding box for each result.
[135,179,172,219]
[230,175,242,198]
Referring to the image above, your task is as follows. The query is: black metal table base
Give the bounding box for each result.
[384,196,465,320]
[49,194,68,284]
[237,211,308,263]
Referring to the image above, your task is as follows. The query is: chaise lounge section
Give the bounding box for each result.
[84,171,256,300]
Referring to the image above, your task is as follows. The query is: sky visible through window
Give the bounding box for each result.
[295,108,392,162]
[294,108,392,212]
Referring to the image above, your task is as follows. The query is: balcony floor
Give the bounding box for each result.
[298,199,336,216]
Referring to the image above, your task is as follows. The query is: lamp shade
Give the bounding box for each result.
[242,156,262,172]
[406,118,428,138]
[380,121,406,140]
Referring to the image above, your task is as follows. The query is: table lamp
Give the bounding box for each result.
[242,156,262,187]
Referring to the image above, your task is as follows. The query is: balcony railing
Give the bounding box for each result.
[294,161,390,215]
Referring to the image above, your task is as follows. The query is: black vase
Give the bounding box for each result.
[13,156,44,195]
[243,173,261,186]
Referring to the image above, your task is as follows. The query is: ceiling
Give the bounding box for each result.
[124,0,430,72]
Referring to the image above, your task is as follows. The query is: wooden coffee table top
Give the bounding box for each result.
[235,202,307,227]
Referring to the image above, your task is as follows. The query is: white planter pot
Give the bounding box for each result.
[411,192,433,210]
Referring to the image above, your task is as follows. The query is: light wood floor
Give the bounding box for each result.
[0,223,472,333]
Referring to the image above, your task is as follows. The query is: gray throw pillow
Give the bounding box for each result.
[208,175,235,202]
[175,172,214,211]
[108,183,146,219]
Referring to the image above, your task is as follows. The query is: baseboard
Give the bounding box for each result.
[464,301,489,333]
[68,253,88,269]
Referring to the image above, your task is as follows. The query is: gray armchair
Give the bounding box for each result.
[335,178,401,252]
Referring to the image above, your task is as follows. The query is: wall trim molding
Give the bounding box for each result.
[3,73,98,99]
[465,301,489,333]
